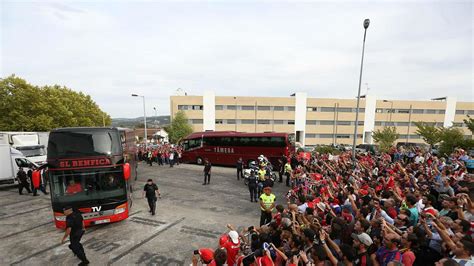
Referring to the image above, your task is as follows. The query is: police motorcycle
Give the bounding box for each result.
[243,161,259,186]
[257,155,277,184]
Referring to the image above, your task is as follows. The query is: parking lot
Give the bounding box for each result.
[0,162,288,265]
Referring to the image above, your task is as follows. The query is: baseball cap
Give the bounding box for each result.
[198,248,214,263]
[229,230,239,244]
[351,233,373,247]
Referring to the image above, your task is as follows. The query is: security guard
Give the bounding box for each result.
[259,186,275,226]
[61,206,89,265]
[284,161,292,187]
[247,170,258,202]
[257,165,266,195]
[142,179,161,215]
[17,167,31,195]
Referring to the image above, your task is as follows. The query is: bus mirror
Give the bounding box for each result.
[32,170,41,189]
[123,163,130,180]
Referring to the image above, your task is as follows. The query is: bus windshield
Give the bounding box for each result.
[48,130,121,158]
[50,168,126,203]
[16,145,46,157]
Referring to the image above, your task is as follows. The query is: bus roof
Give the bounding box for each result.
[184,131,291,139]
[50,127,132,132]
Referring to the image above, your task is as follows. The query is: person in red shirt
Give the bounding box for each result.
[66,179,83,195]
[221,224,241,266]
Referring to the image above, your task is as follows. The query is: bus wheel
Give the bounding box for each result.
[196,157,203,165]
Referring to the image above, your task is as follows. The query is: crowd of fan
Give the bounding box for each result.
[192,147,474,266]
[137,144,182,167]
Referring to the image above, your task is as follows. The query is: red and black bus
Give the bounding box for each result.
[45,127,136,229]
[181,131,295,167]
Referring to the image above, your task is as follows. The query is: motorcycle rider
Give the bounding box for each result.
[247,170,258,202]
[257,164,266,196]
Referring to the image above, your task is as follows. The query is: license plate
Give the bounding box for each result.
[93,219,110,225]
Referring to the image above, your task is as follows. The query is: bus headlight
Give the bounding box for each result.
[55,215,66,221]
[114,207,126,215]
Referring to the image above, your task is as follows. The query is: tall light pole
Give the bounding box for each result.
[132,94,147,147]
[406,104,412,144]
[383,100,394,122]
[153,107,158,128]
[352,18,370,161]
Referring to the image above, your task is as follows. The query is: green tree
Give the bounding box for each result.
[167,111,193,143]
[372,126,399,152]
[414,122,442,148]
[0,75,111,131]
[463,115,474,134]
[438,127,473,156]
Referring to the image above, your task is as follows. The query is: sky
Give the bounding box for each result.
[1,0,472,118]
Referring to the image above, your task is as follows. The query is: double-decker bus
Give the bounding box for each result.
[181,131,295,167]
[44,127,136,229]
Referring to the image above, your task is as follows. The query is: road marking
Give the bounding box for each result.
[129,217,166,227]
[10,210,143,265]
[0,206,50,220]
[107,217,185,265]
[0,221,52,240]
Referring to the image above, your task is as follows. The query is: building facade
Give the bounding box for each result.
[170,92,473,146]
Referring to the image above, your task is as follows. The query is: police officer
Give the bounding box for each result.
[203,158,212,185]
[236,157,243,181]
[61,206,89,265]
[17,167,31,195]
[247,170,258,202]
[143,179,161,215]
[259,186,275,226]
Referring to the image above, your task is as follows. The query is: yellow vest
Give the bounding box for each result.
[260,193,275,211]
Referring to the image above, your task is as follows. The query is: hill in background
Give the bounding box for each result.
[112,115,170,128]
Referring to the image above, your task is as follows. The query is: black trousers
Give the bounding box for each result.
[237,169,243,180]
[285,172,291,187]
[147,197,157,215]
[18,182,31,194]
[260,210,272,226]
[69,231,87,262]
[169,159,174,167]
[278,169,283,182]
[204,173,211,184]
[248,184,257,201]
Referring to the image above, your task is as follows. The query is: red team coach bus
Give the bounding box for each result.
[42,127,136,228]
[181,131,295,167]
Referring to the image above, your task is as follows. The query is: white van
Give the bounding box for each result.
[0,144,37,185]
[0,132,47,165]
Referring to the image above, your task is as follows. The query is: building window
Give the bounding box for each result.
[307,107,317,112]
[257,120,270,124]
[227,105,237,110]
[452,122,463,127]
[468,110,474,115]
[385,122,395,126]
[397,122,409,126]
[376,108,383,113]
[358,121,364,126]
[435,122,444,127]
[375,121,383,126]
[273,106,284,111]
[438,110,445,114]
[215,119,223,124]
[455,110,465,115]
[287,120,295,125]
[306,120,317,125]
[287,106,295,111]
[426,109,437,114]
[337,107,352,113]
[190,119,203,124]
[305,134,316,138]
[321,107,335,112]
[337,121,351,126]
[412,109,424,114]
[319,134,333,138]
[241,119,255,124]
[257,106,271,111]
[359,108,365,113]
[192,105,203,110]
[336,135,351,139]
[397,109,410,114]
[178,105,189,110]
[227,119,236,124]
[320,121,334,125]
[215,105,224,110]
[273,120,284,124]
[241,106,255,111]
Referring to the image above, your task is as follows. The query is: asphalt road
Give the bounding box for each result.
[0,162,289,265]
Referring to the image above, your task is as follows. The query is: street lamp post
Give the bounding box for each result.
[383,100,394,122]
[132,94,147,147]
[153,107,158,128]
[352,18,370,161]
[406,104,413,144]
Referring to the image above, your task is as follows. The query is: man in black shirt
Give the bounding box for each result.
[61,206,89,265]
[17,167,32,195]
[236,158,243,181]
[203,159,212,185]
[143,179,160,215]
